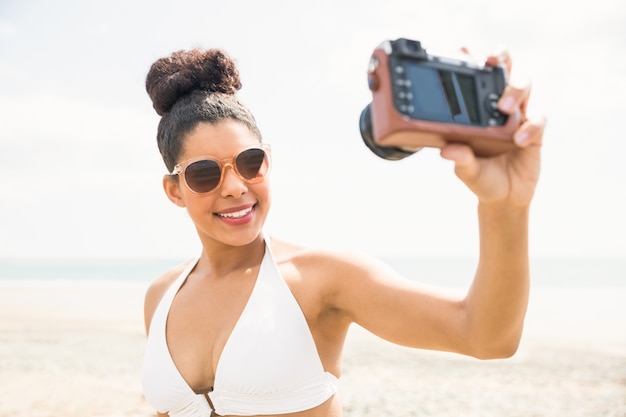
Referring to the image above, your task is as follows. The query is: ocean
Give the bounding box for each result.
[0,257,624,288]
[0,256,624,352]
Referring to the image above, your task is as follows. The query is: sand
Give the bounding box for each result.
[0,279,624,417]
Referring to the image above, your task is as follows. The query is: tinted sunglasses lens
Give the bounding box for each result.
[236,148,269,180]
[185,160,221,193]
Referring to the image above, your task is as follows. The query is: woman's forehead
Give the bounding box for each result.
[182,121,260,158]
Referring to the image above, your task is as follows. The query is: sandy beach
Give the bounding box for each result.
[0,279,624,417]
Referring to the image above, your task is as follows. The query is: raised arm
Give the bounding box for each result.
[329,50,545,359]
[440,49,545,357]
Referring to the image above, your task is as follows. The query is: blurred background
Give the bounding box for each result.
[1,3,625,416]
[1,0,625,263]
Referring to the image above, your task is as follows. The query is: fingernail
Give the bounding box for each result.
[500,96,515,112]
[514,131,530,145]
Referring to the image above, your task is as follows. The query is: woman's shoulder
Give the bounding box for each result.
[268,235,383,281]
[143,259,193,334]
[269,235,337,264]
[267,236,408,321]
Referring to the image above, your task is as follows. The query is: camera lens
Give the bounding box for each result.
[359,104,417,161]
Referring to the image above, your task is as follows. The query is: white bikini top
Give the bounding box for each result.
[141,240,339,416]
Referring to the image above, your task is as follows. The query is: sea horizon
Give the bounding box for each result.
[0,256,624,288]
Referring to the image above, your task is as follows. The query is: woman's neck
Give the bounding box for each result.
[196,234,266,278]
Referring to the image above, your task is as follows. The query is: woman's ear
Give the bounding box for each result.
[163,175,186,207]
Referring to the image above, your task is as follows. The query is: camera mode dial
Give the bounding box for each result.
[367,56,380,91]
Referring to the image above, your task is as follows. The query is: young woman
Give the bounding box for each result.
[141,48,545,417]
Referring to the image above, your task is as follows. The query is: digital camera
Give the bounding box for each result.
[359,38,522,160]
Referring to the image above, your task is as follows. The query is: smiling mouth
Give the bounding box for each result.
[217,205,254,219]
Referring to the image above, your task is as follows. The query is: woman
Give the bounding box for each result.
[141,47,545,417]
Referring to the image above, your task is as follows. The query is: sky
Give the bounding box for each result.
[1,0,625,260]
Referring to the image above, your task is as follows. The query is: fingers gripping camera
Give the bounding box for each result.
[359,38,523,160]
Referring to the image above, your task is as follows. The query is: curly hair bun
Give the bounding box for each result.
[146,48,242,116]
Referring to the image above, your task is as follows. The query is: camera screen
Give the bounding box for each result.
[404,64,480,125]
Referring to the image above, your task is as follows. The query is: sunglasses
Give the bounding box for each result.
[170,144,271,194]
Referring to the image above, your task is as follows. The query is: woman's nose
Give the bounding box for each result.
[219,165,248,197]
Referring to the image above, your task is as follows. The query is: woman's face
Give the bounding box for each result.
[165,120,271,249]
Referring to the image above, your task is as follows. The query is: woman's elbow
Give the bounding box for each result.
[473,342,520,360]
[467,332,523,360]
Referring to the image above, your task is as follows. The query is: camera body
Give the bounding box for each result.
[359,38,522,160]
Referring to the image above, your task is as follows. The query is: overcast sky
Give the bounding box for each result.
[1,0,625,260]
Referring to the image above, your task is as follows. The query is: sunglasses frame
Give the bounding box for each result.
[170,143,271,194]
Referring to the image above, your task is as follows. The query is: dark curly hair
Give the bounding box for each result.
[145,48,262,171]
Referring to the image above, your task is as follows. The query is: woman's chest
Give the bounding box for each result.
[165,267,329,392]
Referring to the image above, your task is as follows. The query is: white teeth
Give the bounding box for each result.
[218,206,253,219]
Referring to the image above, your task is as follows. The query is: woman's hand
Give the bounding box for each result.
[440,49,547,207]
